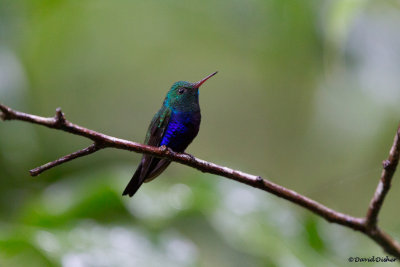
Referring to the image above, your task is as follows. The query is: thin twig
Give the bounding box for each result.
[366,125,400,229]
[1,103,399,258]
[29,143,103,176]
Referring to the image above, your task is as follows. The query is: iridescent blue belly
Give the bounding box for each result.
[160,110,201,152]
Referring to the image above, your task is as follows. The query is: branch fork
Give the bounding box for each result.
[1,103,400,258]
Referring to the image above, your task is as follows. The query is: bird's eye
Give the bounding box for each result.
[178,88,185,94]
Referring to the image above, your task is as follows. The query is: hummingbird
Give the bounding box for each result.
[123,71,218,197]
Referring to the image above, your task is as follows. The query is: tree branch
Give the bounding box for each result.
[1,103,399,258]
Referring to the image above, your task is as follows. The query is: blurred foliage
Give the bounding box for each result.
[1,0,400,266]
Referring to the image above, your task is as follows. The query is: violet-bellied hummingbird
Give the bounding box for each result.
[123,71,218,197]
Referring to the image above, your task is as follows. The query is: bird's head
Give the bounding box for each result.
[164,71,217,111]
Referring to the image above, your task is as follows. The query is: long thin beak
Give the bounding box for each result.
[193,71,218,89]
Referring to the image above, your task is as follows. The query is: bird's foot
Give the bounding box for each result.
[185,153,196,163]
[160,145,175,155]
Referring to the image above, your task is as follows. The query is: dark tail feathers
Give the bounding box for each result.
[122,163,144,197]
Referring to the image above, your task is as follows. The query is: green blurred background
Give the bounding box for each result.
[1,0,400,266]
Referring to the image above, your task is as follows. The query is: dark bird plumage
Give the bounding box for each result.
[123,72,217,197]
